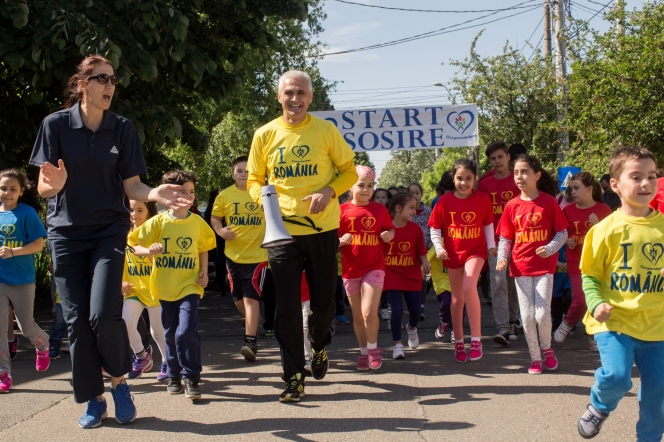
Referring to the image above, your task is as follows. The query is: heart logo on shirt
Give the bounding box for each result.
[245,202,258,213]
[461,212,476,225]
[398,242,411,253]
[361,217,376,230]
[0,224,15,237]
[584,221,592,230]
[642,243,664,266]
[501,191,514,201]
[527,213,542,226]
[292,145,310,161]
[176,237,193,253]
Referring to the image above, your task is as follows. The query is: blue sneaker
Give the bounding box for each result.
[334,315,349,325]
[110,380,137,424]
[78,398,108,429]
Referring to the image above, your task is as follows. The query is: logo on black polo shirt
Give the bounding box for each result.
[110,146,119,154]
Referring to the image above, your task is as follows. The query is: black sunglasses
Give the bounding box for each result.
[88,73,119,85]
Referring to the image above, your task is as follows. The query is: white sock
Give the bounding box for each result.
[558,321,573,333]
[367,342,377,350]
[471,336,481,342]
[360,347,368,355]
[455,339,464,344]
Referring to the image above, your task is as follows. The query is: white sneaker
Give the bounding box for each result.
[304,359,312,371]
[392,343,405,359]
[588,338,598,352]
[379,309,390,320]
[450,330,455,344]
[406,324,419,349]
[554,322,572,344]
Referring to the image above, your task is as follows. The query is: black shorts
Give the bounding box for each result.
[226,259,268,302]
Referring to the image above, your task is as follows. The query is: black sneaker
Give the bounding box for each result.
[183,378,201,400]
[279,373,305,403]
[241,338,258,361]
[167,377,183,395]
[508,322,518,341]
[493,330,510,346]
[311,348,329,380]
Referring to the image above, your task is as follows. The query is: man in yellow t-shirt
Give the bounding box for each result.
[577,147,664,441]
[247,70,357,402]
[211,156,272,362]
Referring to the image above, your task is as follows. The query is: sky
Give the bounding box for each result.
[316,0,643,179]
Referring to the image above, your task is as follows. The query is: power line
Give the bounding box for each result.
[518,15,544,55]
[319,3,541,57]
[332,88,445,102]
[330,0,539,14]
[587,0,616,21]
[331,86,431,96]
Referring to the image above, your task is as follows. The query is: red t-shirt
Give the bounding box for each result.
[477,173,519,241]
[649,177,664,212]
[563,202,612,275]
[427,190,494,269]
[383,221,427,291]
[478,169,496,182]
[497,193,569,277]
[300,272,310,302]
[339,201,395,279]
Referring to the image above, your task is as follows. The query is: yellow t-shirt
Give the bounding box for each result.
[427,248,451,294]
[247,114,357,236]
[581,209,664,341]
[129,211,217,302]
[124,231,158,307]
[211,184,267,264]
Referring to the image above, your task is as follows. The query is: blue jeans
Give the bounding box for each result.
[386,290,420,342]
[592,331,664,442]
[49,303,67,349]
[160,294,202,380]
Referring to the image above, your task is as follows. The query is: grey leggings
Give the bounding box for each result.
[514,274,553,361]
[0,282,49,375]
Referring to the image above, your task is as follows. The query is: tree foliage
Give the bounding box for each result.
[378,150,435,189]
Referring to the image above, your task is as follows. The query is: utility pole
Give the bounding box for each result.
[553,0,569,164]
[543,1,552,58]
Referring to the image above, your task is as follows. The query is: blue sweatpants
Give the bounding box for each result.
[386,290,420,342]
[591,331,664,442]
[160,294,202,380]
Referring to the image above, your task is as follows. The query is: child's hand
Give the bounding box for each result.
[0,247,13,259]
[380,229,395,243]
[196,272,208,288]
[421,262,431,274]
[557,262,567,272]
[148,243,163,255]
[536,246,549,258]
[436,250,448,261]
[488,247,497,257]
[593,302,613,323]
[121,282,134,297]
[589,213,599,225]
[220,226,236,241]
[339,233,352,246]
[566,238,576,249]
[496,258,507,271]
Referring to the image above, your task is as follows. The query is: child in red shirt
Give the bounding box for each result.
[339,165,395,371]
[496,154,569,374]
[554,172,611,350]
[428,158,495,363]
[383,192,429,360]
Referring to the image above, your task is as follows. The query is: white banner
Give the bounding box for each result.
[311,104,479,152]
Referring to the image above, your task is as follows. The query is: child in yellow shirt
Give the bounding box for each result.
[577,147,664,441]
[130,170,216,401]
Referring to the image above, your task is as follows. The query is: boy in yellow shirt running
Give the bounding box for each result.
[130,170,216,401]
[211,156,270,361]
[577,147,664,441]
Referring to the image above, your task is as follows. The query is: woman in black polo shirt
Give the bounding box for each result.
[29,55,190,429]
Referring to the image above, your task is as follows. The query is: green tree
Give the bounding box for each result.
[420,147,468,199]
[378,150,435,189]
[566,3,664,175]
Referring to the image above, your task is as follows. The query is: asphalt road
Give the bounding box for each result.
[0,291,640,441]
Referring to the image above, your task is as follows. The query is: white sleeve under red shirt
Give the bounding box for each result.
[339,201,395,279]
[563,202,612,275]
[427,190,494,269]
[477,174,520,242]
[497,192,569,277]
[383,221,427,292]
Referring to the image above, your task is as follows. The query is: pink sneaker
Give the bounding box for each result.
[528,360,543,374]
[356,354,370,371]
[469,341,483,361]
[0,372,12,393]
[542,348,558,371]
[368,348,383,370]
[454,342,467,363]
[36,348,50,371]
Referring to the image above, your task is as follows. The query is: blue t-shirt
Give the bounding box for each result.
[0,203,47,285]
[552,246,571,298]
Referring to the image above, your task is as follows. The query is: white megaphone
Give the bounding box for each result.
[261,185,295,248]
